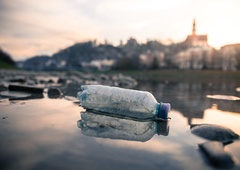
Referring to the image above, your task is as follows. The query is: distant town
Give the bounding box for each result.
[1,19,240,71]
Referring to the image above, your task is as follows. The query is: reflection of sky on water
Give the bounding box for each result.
[0,98,82,169]
[0,97,211,170]
[192,104,240,135]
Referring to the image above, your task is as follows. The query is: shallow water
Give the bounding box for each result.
[0,80,240,170]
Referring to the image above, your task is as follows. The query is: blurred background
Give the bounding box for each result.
[0,0,240,71]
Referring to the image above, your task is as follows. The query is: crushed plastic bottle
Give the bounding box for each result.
[77,85,171,120]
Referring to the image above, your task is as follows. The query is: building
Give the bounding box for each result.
[185,19,208,47]
[220,43,240,70]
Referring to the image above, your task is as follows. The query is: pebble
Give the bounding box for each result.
[57,78,67,84]
[47,88,61,98]
[2,116,8,119]
[48,79,54,83]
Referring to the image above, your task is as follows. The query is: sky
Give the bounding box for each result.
[1,0,240,60]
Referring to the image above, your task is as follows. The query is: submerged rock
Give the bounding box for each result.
[191,124,239,142]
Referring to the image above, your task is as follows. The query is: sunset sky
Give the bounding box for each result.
[1,0,240,60]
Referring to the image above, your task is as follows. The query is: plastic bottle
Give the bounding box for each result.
[77,85,171,120]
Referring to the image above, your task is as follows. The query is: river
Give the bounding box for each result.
[0,70,240,170]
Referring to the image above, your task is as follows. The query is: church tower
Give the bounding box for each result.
[185,18,208,47]
[192,19,196,35]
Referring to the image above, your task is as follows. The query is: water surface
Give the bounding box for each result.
[0,78,240,170]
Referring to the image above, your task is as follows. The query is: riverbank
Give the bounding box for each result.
[103,70,240,83]
[0,69,138,99]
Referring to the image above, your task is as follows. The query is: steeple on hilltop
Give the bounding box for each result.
[192,18,196,35]
[185,18,208,47]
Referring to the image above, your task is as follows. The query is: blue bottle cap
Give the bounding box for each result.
[157,103,171,120]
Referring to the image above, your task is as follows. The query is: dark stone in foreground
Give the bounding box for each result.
[191,124,239,168]
[199,141,234,168]
[57,78,67,84]
[47,88,61,98]
[0,84,8,91]
[190,124,239,141]
[9,84,44,94]
[9,77,26,83]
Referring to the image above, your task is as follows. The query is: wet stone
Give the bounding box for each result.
[48,79,54,83]
[9,77,26,83]
[9,84,44,94]
[112,74,138,88]
[47,88,61,98]
[57,78,67,84]
[0,84,8,91]
[39,80,47,84]
[2,116,8,119]
[99,74,109,81]
[190,124,239,141]
[26,80,38,86]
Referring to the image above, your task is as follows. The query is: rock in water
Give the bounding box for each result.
[9,84,44,94]
[47,88,61,98]
[57,78,67,84]
[0,84,7,91]
[190,124,239,142]
[199,141,234,168]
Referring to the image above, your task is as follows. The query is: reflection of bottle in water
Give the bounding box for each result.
[77,85,171,120]
[77,111,169,142]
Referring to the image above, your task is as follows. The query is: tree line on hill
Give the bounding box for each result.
[1,38,240,71]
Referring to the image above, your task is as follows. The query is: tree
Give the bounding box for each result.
[151,57,159,70]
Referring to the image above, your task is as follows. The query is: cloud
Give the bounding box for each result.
[1,0,240,59]
[0,0,103,59]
